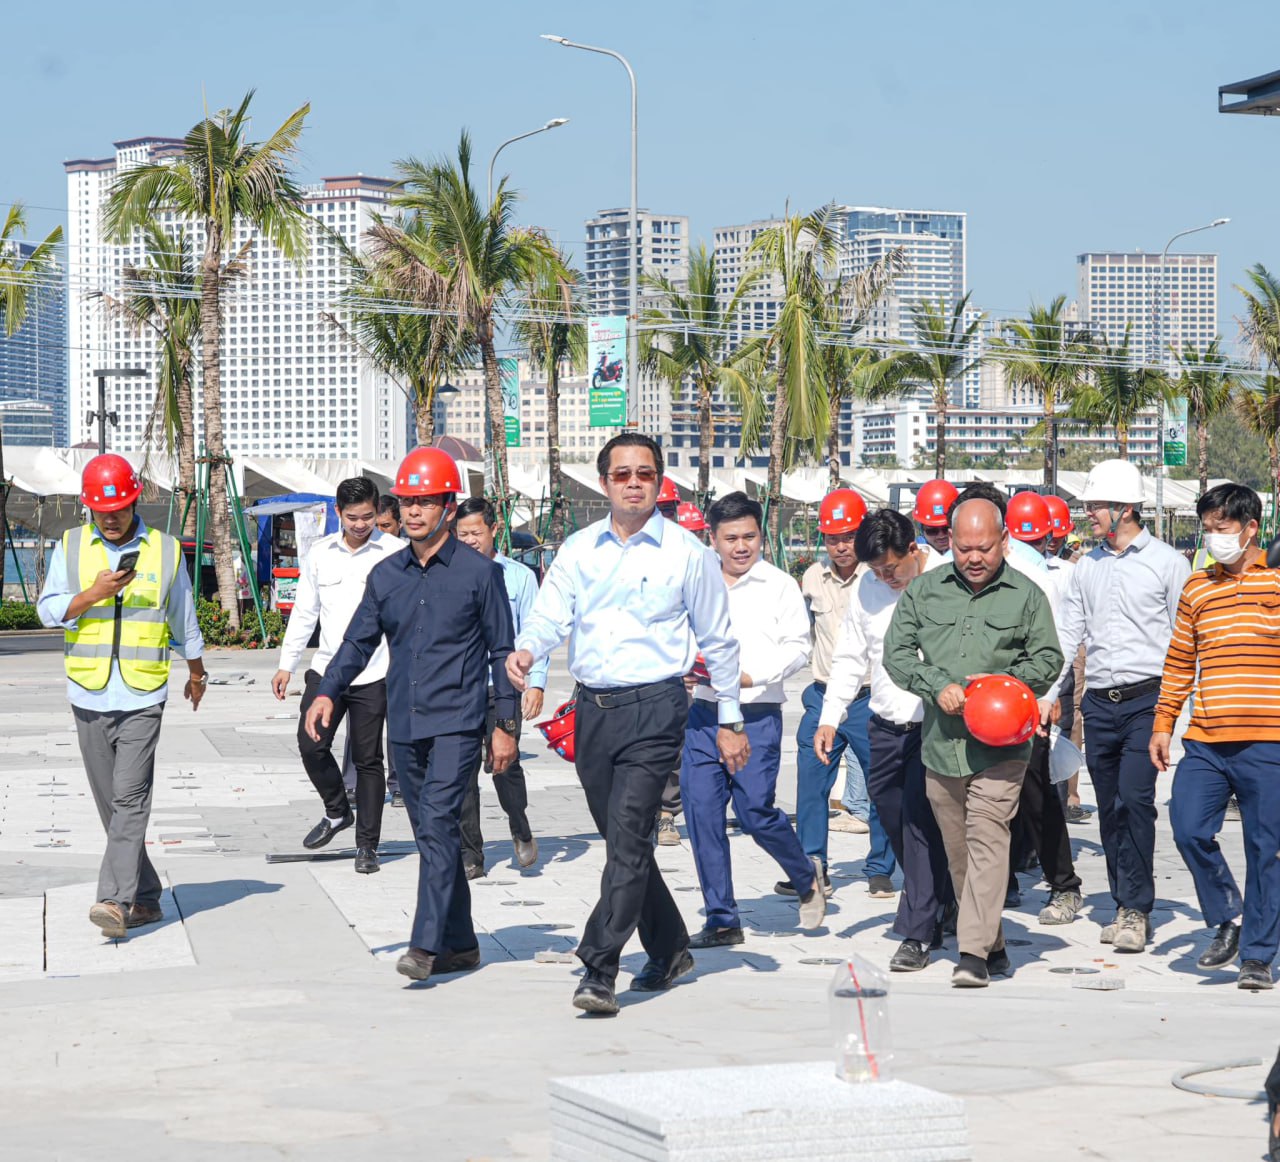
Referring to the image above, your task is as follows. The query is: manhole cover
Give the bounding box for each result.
[749,930,793,939]
[525,922,573,931]
[1049,966,1099,975]
[37,793,69,798]
[674,885,700,892]
[500,899,544,907]
[34,841,69,848]
[799,957,844,966]
[35,828,69,834]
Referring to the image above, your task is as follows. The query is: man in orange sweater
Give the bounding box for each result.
[1151,482,1280,991]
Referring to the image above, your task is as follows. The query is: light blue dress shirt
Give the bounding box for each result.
[494,552,548,691]
[37,519,204,712]
[515,510,743,723]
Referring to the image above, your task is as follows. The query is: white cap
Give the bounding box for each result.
[1080,459,1146,505]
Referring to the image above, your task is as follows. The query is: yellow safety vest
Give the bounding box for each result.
[63,524,180,693]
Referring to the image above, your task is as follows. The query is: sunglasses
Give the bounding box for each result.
[605,467,659,483]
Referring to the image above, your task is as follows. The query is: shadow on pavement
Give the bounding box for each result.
[172,878,284,919]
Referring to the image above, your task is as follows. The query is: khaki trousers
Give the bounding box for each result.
[926,760,1027,957]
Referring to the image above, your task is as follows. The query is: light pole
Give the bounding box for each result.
[1155,218,1228,538]
[88,367,146,453]
[542,33,639,426]
[486,118,569,208]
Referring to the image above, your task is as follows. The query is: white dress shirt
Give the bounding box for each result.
[277,528,406,685]
[693,558,809,706]
[515,510,743,723]
[819,546,943,728]
[1043,554,1074,623]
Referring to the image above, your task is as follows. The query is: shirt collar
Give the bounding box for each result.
[90,518,151,548]
[726,557,768,586]
[598,508,665,548]
[1213,550,1271,578]
[820,560,859,587]
[943,559,1013,593]
[329,529,390,555]
[1105,527,1152,557]
[399,534,456,568]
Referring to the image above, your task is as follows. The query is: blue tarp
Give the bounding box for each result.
[245,493,339,586]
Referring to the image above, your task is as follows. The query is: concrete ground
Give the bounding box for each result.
[0,640,1273,1161]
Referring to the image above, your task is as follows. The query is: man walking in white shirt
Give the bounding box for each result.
[683,492,824,948]
[273,477,405,873]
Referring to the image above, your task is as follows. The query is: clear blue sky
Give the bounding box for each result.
[4,0,1279,333]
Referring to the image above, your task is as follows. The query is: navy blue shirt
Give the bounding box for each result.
[318,536,518,742]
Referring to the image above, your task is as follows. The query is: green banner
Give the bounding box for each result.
[588,315,627,427]
[500,357,520,447]
[1164,399,1187,467]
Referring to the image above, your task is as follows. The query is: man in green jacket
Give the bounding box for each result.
[884,494,1063,987]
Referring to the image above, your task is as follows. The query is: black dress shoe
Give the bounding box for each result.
[987,948,1012,977]
[1004,886,1022,909]
[629,948,695,992]
[396,947,435,981]
[573,972,619,1015]
[1238,959,1274,990]
[390,792,404,809]
[890,939,930,972]
[303,810,354,850]
[689,925,744,949]
[1197,920,1240,968]
[434,946,481,974]
[354,847,380,874]
[464,863,486,881]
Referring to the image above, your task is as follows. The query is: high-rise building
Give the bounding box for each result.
[583,208,689,317]
[65,138,407,459]
[1076,250,1219,361]
[0,242,67,445]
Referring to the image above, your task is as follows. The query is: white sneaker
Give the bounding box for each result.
[798,857,828,930]
[829,811,870,834]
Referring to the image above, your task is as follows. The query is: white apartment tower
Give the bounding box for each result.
[65,138,407,459]
[583,208,690,317]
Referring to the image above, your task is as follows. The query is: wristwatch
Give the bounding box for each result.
[494,718,519,736]
[190,674,208,688]
[723,720,746,734]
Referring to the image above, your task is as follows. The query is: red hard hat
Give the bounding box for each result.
[390,447,463,497]
[676,502,706,531]
[818,489,867,535]
[537,699,577,763]
[657,476,681,506]
[1007,491,1052,543]
[1043,494,1072,536]
[963,675,1039,748]
[80,453,142,512]
[913,480,959,528]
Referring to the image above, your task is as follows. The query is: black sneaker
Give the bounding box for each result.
[1197,920,1240,969]
[986,947,1012,977]
[952,953,990,988]
[868,875,896,899]
[890,939,930,972]
[464,863,486,881]
[689,925,745,949]
[775,872,833,899]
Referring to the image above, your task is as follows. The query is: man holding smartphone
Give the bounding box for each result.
[38,455,207,940]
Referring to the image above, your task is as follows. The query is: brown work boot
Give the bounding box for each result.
[89,901,127,939]
[126,902,164,929]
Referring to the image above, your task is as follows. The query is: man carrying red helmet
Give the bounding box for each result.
[793,489,897,901]
[38,454,207,940]
[304,447,519,985]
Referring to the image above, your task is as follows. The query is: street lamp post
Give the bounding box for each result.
[88,367,146,454]
[486,118,569,209]
[1155,218,1228,538]
[542,33,639,426]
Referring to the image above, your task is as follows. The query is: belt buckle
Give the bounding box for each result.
[1107,688,1122,704]
[595,690,616,709]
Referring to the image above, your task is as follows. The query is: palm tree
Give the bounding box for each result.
[390,132,557,516]
[0,204,62,571]
[1238,263,1280,372]
[897,292,983,478]
[103,90,311,627]
[513,246,585,544]
[95,223,204,536]
[640,243,760,499]
[1173,338,1246,494]
[1067,324,1175,459]
[1237,375,1280,491]
[988,296,1093,488]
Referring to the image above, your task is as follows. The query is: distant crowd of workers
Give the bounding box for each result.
[38,440,1280,1007]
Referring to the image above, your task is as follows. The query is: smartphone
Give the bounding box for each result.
[115,551,140,574]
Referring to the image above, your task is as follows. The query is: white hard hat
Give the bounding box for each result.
[1080,459,1146,505]
[1049,728,1085,784]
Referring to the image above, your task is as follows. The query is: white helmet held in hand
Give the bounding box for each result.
[1080,459,1146,505]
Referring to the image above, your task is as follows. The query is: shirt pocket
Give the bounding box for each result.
[983,611,1023,653]
[636,581,684,623]
[1256,594,1280,636]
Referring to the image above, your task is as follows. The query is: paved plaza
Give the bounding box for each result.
[0,637,1274,1160]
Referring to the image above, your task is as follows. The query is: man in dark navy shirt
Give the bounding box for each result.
[306,448,517,984]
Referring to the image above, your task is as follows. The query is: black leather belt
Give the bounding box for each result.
[870,713,920,735]
[577,677,682,709]
[1091,677,1161,704]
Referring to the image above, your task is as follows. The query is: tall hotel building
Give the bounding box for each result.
[65,137,407,459]
[0,241,67,445]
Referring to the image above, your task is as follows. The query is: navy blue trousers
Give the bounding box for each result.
[1170,738,1280,965]
[866,717,953,943]
[795,682,896,877]
[391,730,484,956]
[683,701,814,929]
[1081,689,1159,914]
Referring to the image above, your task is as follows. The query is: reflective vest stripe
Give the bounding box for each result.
[74,605,168,623]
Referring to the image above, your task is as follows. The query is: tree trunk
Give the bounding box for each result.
[1118,422,1128,461]
[765,362,789,564]
[1270,440,1279,503]
[697,371,713,499]
[1197,410,1209,496]
[479,324,510,503]
[414,380,435,446]
[0,436,8,599]
[827,390,841,493]
[200,229,241,628]
[933,384,948,479]
[176,367,197,539]
[1043,390,1056,489]
[546,358,565,545]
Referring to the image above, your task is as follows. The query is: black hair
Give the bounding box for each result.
[378,495,400,520]
[707,490,762,532]
[948,483,1007,528]
[596,432,665,479]
[335,476,378,511]
[855,509,916,561]
[455,496,497,526]
[1197,482,1262,526]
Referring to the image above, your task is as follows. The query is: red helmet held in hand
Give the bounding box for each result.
[819,489,867,535]
[913,479,959,528]
[537,699,577,763]
[80,454,142,512]
[963,675,1038,748]
[391,447,463,497]
[1007,491,1052,543]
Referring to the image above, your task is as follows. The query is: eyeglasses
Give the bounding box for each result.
[399,494,448,509]
[1083,502,1111,514]
[605,466,659,483]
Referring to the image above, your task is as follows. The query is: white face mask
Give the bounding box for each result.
[1204,531,1247,565]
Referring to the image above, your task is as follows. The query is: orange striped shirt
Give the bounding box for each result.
[1154,555,1280,742]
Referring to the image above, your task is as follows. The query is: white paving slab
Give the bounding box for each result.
[43,880,195,978]
[0,895,45,980]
